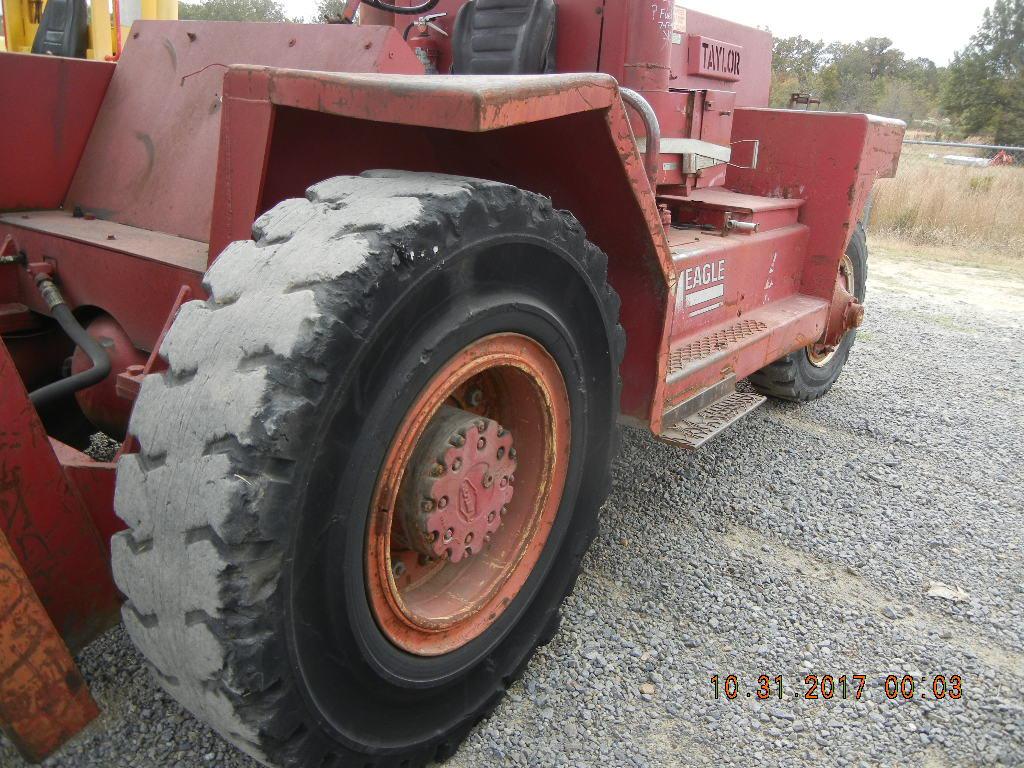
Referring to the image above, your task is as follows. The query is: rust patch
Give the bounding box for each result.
[0,532,99,763]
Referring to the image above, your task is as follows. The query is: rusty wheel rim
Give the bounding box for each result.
[808,252,856,367]
[366,333,570,656]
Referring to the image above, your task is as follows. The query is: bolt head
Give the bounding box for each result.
[468,388,484,406]
[497,446,505,459]
[452,458,463,472]
[477,437,486,450]
[465,532,474,544]
[421,499,435,513]
[438,496,449,509]
[443,528,454,542]
[487,510,496,523]
[509,447,517,460]
[483,474,493,488]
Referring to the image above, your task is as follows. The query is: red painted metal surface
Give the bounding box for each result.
[727,109,905,300]
[0,339,121,651]
[66,21,423,243]
[0,215,205,353]
[0,528,99,763]
[211,67,673,423]
[0,54,114,212]
[71,314,149,440]
[49,441,122,560]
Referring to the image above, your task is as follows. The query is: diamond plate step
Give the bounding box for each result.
[660,390,766,450]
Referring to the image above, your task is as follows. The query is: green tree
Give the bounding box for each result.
[944,0,1024,144]
[770,33,947,125]
[179,0,292,22]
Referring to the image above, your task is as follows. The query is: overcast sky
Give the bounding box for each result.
[279,0,990,64]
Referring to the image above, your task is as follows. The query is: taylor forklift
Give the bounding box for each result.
[0,0,903,764]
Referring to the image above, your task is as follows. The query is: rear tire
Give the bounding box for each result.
[748,224,867,402]
[112,172,623,767]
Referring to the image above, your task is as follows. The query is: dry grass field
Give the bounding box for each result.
[868,145,1024,267]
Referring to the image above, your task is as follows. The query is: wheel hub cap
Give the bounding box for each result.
[399,407,517,563]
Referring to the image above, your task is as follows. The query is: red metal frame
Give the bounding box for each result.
[0,340,121,650]
[0,55,114,212]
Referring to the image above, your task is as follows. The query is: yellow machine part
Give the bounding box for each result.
[1,0,177,60]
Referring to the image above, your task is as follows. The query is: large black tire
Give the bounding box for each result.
[112,172,623,767]
[748,224,867,402]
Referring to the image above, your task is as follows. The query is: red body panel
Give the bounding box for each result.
[727,109,905,298]
[213,68,672,421]
[0,340,121,649]
[65,22,423,242]
[0,55,114,211]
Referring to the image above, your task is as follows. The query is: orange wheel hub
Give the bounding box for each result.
[366,333,570,656]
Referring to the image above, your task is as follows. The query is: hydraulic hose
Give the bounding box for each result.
[28,275,111,408]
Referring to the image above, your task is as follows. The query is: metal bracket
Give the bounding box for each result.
[727,139,760,170]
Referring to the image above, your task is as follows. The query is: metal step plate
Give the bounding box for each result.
[660,391,766,450]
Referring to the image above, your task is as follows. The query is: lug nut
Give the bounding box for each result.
[468,388,484,407]
[477,437,486,450]
[465,532,474,545]
[451,434,465,448]
[443,528,454,543]
[452,458,462,471]
[497,446,505,459]
[392,561,406,578]
[430,530,439,542]
[499,476,508,488]
[483,474,493,488]
[438,496,449,509]
[421,499,435,513]
[431,462,445,477]
[487,510,496,523]
[509,447,517,460]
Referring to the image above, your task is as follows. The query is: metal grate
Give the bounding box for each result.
[668,319,768,374]
[661,391,767,449]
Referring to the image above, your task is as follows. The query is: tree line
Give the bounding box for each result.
[771,0,1022,145]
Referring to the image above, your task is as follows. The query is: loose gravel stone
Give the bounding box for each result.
[1,253,1020,768]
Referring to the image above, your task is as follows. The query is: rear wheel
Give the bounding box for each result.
[748,224,867,402]
[112,171,623,767]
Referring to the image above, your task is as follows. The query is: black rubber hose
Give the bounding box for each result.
[28,277,111,408]
[362,0,439,15]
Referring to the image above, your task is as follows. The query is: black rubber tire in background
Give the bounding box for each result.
[748,224,868,402]
[112,172,624,767]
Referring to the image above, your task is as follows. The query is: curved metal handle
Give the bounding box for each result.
[619,88,661,189]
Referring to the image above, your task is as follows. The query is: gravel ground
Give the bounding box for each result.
[3,251,1022,768]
